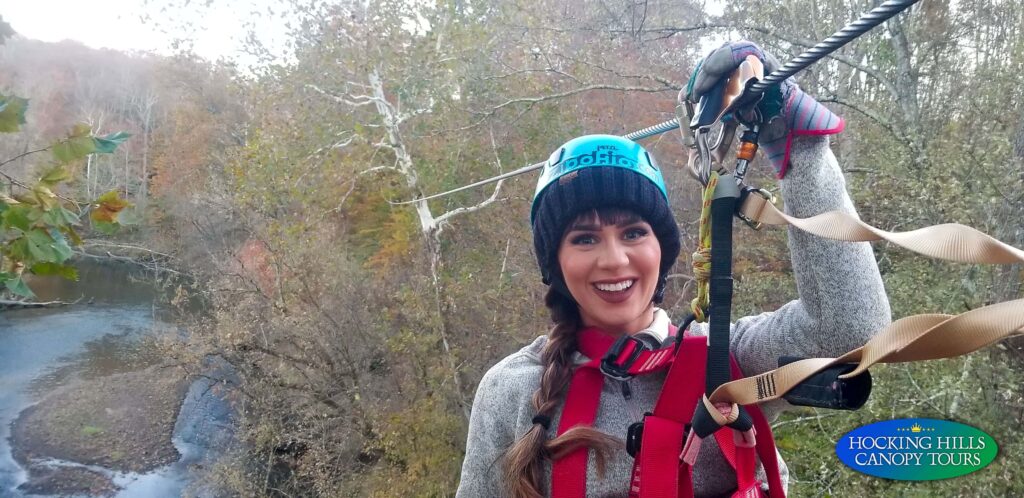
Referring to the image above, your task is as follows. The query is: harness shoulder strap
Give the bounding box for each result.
[635,336,707,498]
[556,330,785,498]
[552,359,603,497]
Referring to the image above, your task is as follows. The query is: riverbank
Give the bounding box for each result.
[10,365,190,495]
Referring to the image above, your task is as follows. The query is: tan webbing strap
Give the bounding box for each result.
[708,194,1024,407]
[709,298,1024,406]
[739,194,1024,264]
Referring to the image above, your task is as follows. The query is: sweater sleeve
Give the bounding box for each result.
[729,135,892,417]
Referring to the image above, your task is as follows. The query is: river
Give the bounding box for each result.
[0,262,232,497]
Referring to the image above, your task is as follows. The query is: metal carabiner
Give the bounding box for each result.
[680,99,734,187]
[678,100,714,187]
[686,123,737,187]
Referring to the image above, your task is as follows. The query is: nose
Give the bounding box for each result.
[596,238,629,270]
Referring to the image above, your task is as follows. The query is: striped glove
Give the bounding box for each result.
[685,40,844,178]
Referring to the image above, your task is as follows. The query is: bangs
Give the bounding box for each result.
[567,207,643,230]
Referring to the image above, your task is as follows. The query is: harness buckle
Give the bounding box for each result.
[737,187,775,230]
[600,335,648,381]
[626,420,644,458]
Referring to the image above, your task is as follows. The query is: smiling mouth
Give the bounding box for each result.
[593,279,635,292]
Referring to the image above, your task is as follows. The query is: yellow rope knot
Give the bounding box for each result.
[690,172,719,323]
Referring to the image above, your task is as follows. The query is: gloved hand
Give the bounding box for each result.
[683,40,844,178]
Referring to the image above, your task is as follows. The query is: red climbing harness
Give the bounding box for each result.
[551,326,786,498]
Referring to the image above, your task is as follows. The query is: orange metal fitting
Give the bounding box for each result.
[737,141,758,161]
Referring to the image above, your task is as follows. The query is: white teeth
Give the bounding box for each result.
[595,280,634,292]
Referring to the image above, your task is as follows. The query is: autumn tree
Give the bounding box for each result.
[0,36,133,300]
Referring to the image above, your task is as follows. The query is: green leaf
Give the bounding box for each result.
[52,135,97,163]
[42,207,81,227]
[0,95,28,133]
[41,209,64,227]
[69,122,92,137]
[93,220,119,235]
[93,131,131,153]
[6,238,30,261]
[48,228,73,260]
[5,277,34,298]
[2,205,32,232]
[59,207,81,225]
[31,185,59,209]
[39,165,71,186]
[30,262,79,281]
[25,228,59,262]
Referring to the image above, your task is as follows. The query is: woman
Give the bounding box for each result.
[456,41,891,498]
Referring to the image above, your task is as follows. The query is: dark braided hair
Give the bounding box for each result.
[501,287,622,498]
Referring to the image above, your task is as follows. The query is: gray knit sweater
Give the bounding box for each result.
[456,136,892,498]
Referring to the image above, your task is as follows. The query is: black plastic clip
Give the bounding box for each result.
[778,356,872,410]
[626,420,644,458]
[600,335,648,381]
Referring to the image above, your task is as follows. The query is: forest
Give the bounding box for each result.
[1,0,1023,496]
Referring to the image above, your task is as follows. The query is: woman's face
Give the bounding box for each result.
[557,209,661,335]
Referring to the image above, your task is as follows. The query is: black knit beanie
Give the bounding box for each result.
[532,166,681,303]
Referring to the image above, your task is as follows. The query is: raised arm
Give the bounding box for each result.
[683,41,891,411]
[730,135,891,378]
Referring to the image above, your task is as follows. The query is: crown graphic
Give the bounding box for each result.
[911,423,923,433]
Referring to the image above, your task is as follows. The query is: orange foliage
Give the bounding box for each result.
[237,238,277,297]
[149,102,216,196]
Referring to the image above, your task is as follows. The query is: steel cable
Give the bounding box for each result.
[625,0,920,141]
[751,0,920,92]
[402,0,921,202]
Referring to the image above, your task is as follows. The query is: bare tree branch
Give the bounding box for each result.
[818,97,900,138]
[306,83,385,108]
[328,163,403,216]
[304,131,359,161]
[474,83,674,117]
[0,145,51,170]
[83,241,172,258]
[434,126,506,227]
[553,52,679,89]
[0,297,82,308]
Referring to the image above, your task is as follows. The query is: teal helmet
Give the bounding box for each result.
[530,135,681,304]
[530,135,669,223]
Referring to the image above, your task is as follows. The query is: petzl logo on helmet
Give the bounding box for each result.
[836,418,997,481]
[555,147,638,175]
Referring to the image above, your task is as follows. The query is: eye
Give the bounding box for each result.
[569,233,598,245]
[623,227,649,241]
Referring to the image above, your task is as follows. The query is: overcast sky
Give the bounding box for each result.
[3,1,290,65]
[4,1,728,67]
